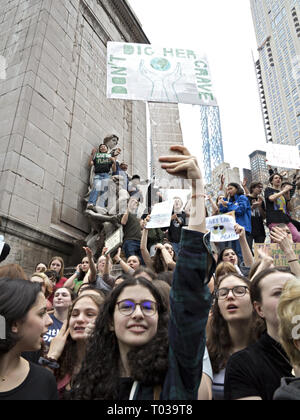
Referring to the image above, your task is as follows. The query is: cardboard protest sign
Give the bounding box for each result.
[146,200,174,229]
[107,42,217,106]
[206,215,239,242]
[104,227,124,256]
[266,143,300,170]
[254,243,300,267]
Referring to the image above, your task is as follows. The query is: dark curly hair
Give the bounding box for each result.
[71,276,169,400]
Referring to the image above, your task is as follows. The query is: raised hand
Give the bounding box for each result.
[159,145,202,181]
[113,247,122,263]
[234,224,245,239]
[257,245,274,267]
[270,226,293,248]
[47,321,70,361]
[83,246,93,258]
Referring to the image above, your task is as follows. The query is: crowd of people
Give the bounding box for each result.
[0,142,300,401]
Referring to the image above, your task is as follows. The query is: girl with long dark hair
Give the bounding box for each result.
[218,183,252,263]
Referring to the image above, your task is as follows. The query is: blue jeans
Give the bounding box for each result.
[171,242,181,257]
[122,240,145,265]
[88,173,110,207]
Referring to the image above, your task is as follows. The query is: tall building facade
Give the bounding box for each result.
[249,150,269,183]
[201,105,224,184]
[0,0,149,273]
[250,0,300,147]
[148,102,184,190]
[208,162,241,199]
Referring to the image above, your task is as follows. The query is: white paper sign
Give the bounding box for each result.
[206,215,239,242]
[146,200,174,229]
[107,42,217,106]
[105,227,123,255]
[0,237,4,255]
[266,143,300,169]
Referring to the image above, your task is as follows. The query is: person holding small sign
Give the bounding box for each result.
[265,173,300,243]
[218,183,252,263]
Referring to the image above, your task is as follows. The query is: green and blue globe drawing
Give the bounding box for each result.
[150,57,171,72]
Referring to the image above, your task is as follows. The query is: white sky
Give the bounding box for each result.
[127,0,267,174]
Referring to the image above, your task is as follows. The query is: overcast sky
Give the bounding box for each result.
[127,0,267,174]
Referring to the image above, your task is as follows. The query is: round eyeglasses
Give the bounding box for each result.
[215,286,249,300]
[116,299,157,317]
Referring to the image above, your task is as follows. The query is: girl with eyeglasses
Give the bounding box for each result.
[71,146,214,400]
[224,268,295,400]
[207,273,264,400]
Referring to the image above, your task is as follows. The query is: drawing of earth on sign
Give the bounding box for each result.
[139,57,183,102]
[150,58,171,72]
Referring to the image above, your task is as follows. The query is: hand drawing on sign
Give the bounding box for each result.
[139,59,183,102]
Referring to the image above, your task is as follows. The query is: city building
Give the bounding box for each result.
[250,0,300,147]
[208,162,241,199]
[242,168,253,190]
[0,0,149,273]
[201,105,225,184]
[148,102,184,190]
[249,150,269,184]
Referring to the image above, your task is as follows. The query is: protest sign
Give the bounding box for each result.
[266,143,300,170]
[206,215,239,242]
[254,243,300,267]
[0,235,4,255]
[107,42,217,106]
[146,200,174,229]
[104,227,124,256]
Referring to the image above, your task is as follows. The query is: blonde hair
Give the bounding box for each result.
[31,272,53,298]
[278,277,300,367]
[215,262,237,288]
